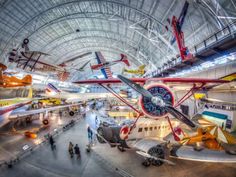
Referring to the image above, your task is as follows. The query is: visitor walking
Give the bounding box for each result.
[74,144,81,159]
[68,142,74,158]
[49,134,56,150]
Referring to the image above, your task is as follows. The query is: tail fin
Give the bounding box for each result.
[120,54,130,67]
[28,87,33,98]
[22,75,32,85]
[219,72,236,81]
[45,83,61,95]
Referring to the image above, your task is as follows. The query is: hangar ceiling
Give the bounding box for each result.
[0,0,235,81]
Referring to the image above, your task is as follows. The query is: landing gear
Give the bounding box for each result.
[142,145,165,167]
[69,111,74,116]
[142,160,151,167]
[42,119,49,125]
[117,145,125,152]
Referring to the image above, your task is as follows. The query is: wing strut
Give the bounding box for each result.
[174,83,205,108]
[99,84,143,131]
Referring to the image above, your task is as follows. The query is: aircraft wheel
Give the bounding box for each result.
[148,145,165,166]
[142,160,151,167]
[69,111,74,116]
[25,117,32,123]
[117,145,125,152]
[193,146,204,151]
[23,38,29,44]
[42,119,49,125]
[225,150,236,155]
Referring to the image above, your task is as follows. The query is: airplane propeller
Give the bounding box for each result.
[117,75,196,129]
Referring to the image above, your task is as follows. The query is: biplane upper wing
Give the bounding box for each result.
[74,77,229,88]
[95,51,113,79]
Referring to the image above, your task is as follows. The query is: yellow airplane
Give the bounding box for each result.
[0,63,32,88]
[0,87,80,138]
[38,98,62,107]
[123,65,146,75]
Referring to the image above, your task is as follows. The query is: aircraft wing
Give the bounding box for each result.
[170,144,236,163]
[95,51,113,79]
[8,104,79,119]
[132,138,236,163]
[74,77,229,90]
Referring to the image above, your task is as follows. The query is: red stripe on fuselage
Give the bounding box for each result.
[0,101,32,116]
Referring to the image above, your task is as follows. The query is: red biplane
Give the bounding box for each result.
[74,75,230,137]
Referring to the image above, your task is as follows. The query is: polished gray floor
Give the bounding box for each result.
[0,111,236,177]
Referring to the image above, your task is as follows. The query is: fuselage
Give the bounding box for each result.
[0,98,32,127]
[97,118,180,148]
[91,60,120,70]
[44,91,115,103]
[124,69,145,75]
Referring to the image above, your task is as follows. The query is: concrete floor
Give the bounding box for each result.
[0,110,236,177]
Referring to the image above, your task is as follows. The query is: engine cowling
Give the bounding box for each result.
[139,84,174,119]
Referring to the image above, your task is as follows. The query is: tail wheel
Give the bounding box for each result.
[148,145,165,166]
[69,111,74,116]
[42,119,49,125]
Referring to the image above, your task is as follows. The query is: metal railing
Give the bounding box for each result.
[147,21,236,78]
[191,21,236,54]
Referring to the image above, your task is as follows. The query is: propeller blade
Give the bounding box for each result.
[165,105,196,128]
[136,151,175,165]
[117,75,153,98]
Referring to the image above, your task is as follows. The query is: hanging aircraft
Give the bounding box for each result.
[42,83,118,108]
[8,39,91,81]
[123,65,146,75]
[0,63,32,88]
[58,52,92,71]
[91,52,130,78]
[0,87,80,138]
[166,1,193,61]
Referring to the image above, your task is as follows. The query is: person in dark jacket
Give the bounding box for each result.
[49,134,56,150]
[74,144,81,159]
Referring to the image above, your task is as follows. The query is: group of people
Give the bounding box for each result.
[48,135,81,159]
[68,142,81,159]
